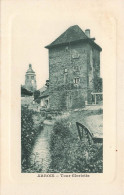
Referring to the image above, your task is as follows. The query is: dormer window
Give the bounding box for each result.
[74,77,80,84]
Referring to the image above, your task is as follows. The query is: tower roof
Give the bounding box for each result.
[45,25,102,51]
[26,64,35,74]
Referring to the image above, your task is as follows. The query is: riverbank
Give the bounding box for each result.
[49,113,103,173]
[21,105,103,173]
[21,105,45,172]
[48,107,103,173]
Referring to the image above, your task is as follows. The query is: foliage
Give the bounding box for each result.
[46,114,52,120]
[97,108,103,114]
[94,77,103,92]
[21,105,40,172]
[49,118,103,173]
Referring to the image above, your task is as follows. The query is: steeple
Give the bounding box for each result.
[25,64,37,92]
[26,64,35,73]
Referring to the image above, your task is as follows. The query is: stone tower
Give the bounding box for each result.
[25,64,37,92]
[45,25,102,110]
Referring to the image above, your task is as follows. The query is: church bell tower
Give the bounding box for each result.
[25,64,37,92]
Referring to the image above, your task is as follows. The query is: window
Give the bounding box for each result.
[31,76,34,79]
[74,77,80,84]
[73,66,80,72]
[64,74,67,83]
[64,68,67,73]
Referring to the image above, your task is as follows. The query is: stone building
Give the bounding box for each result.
[45,25,102,110]
[25,64,37,92]
[38,89,49,108]
[34,85,49,108]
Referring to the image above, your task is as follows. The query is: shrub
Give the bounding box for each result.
[21,105,40,172]
[98,108,103,114]
[49,118,103,173]
[46,114,52,120]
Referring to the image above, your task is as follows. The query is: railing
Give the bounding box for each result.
[91,92,103,105]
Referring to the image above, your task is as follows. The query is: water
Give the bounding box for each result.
[30,125,51,172]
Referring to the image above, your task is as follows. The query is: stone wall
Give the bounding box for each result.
[48,42,100,110]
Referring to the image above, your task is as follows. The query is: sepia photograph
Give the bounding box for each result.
[21,24,103,173]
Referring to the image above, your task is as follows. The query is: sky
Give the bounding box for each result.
[7,0,116,89]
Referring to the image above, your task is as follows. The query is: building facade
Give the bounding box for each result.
[39,89,49,108]
[25,64,37,92]
[45,25,102,110]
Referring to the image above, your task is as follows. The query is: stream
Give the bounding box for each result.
[29,124,52,172]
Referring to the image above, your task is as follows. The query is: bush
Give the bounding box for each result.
[98,108,103,114]
[49,119,103,173]
[21,105,40,172]
[46,114,52,120]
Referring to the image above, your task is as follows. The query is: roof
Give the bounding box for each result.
[21,86,33,96]
[39,88,49,98]
[38,86,47,93]
[45,25,102,51]
[82,114,103,138]
[26,64,35,74]
[34,86,48,103]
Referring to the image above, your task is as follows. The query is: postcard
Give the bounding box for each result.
[1,0,123,194]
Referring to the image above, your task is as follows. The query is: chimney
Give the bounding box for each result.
[85,29,90,38]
